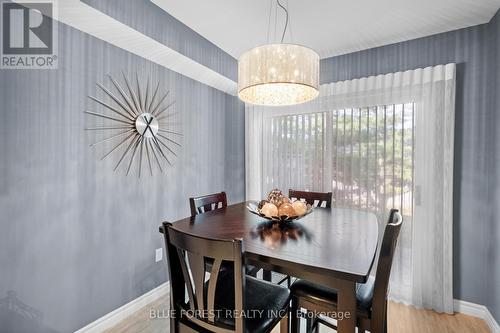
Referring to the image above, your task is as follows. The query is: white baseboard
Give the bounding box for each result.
[74,282,169,333]
[454,299,500,333]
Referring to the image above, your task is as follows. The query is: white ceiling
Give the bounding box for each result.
[152,0,500,59]
[15,0,237,94]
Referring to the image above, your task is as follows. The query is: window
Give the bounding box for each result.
[251,64,456,311]
[331,104,414,216]
[264,103,415,297]
[265,104,414,215]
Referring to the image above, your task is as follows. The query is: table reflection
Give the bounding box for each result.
[250,221,313,250]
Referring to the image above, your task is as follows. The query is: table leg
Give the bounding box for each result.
[336,280,357,333]
[290,297,300,333]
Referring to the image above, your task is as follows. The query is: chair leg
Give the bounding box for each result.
[311,318,320,333]
[305,316,313,333]
[263,269,272,282]
[384,299,388,333]
[170,317,176,333]
[290,297,300,333]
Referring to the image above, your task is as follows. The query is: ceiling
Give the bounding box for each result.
[151,0,500,59]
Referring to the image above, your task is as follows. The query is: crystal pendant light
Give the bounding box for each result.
[238,0,319,106]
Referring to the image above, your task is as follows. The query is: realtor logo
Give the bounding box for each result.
[1,1,58,69]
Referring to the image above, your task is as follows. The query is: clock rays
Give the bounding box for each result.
[85,72,181,177]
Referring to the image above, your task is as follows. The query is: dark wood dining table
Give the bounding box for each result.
[160,201,379,333]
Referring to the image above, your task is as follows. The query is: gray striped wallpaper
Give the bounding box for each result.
[321,9,500,321]
[1,0,499,331]
[491,10,500,323]
[0,11,244,333]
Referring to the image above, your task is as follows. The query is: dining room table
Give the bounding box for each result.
[159,201,379,333]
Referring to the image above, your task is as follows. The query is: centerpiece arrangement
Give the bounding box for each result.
[247,188,313,223]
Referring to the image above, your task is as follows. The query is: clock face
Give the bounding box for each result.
[85,73,181,177]
[135,113,159,138]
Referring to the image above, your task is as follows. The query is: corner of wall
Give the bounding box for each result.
[484,6,500,324]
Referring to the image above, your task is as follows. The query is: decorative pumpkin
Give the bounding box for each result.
[278,203,296,217]
[260,202,278,218]
[292,200,307,216]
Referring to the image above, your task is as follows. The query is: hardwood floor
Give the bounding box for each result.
[104,297,168,333]
[105,296,491,333]
[387,302,490,333]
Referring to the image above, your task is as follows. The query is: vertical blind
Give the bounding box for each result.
[265,113,325,192]
[264,103,415,298]
[265,104,414,215]
[250,64,456,312]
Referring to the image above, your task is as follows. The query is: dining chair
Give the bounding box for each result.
[289,210,403,333]
[288,189,332,208]
[275,190,333,288]
[162,222,291,333]
[190,191,260,277]
[190,191,228,216]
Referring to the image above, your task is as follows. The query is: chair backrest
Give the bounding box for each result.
[371,210,403,332]
[190,192,227,216]
[162,222,245,332]
[289,189,332,208]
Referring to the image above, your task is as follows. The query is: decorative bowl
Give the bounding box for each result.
[246,201,313,223]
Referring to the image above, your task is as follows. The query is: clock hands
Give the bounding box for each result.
[142,114,155,137]
[139,114,172,165]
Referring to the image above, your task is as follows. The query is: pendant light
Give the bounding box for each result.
[238,0,319,106]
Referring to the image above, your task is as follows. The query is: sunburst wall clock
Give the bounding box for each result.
[85,72,181,177]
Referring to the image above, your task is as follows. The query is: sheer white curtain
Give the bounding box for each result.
[245,64,456,313]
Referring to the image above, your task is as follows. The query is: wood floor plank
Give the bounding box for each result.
[105,296,491,333]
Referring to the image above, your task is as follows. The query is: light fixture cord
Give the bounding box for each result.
[266,0,272,43]
[286,0,293,42]
[276,0,288,43]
